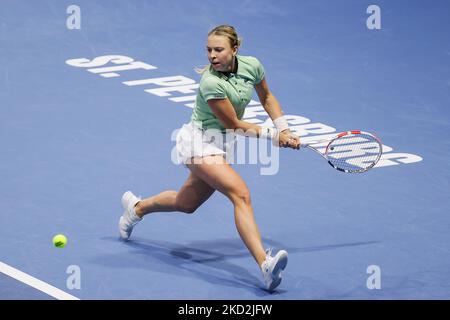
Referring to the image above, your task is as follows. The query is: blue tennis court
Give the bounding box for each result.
[1,0,449,300]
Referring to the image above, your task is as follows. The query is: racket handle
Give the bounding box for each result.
[300,142,310,148]
[300,139,330,148]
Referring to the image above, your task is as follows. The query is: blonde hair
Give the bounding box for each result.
[195,25,242,74]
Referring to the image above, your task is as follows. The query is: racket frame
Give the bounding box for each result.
[301,130,383,173]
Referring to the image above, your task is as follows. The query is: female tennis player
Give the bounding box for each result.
[119,25,300,292]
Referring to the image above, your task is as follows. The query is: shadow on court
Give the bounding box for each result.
[91,237,380,296]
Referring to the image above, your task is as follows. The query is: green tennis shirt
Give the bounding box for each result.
[191,55,265,132]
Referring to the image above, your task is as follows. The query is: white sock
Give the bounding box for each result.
[126,201,142,222]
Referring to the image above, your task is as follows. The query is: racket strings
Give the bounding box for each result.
[326,134,382,172]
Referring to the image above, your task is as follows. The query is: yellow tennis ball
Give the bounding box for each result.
[53,234,67,248]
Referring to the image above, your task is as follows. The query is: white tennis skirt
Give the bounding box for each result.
[175,121,236,165]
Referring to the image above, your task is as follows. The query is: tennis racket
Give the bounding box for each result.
[301,130,382,173]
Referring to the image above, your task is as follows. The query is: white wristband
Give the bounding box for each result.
[273,116,289,132]
[260,127,280,146]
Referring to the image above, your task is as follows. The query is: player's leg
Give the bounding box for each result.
[187,155,267,266]
[119,172,214,240]
[135,172,215,216]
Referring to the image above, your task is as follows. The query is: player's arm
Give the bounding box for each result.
[207,98,297,148]
[254,77,285,124]
[207,98,263,137]
[254,78,300,149]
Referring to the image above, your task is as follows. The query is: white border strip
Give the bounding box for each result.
[0,261,79,300]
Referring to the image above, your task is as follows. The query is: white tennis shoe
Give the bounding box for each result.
[261,248,288,292]
[118,191,142,240]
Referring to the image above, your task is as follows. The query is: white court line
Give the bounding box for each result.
[0,261,79,300]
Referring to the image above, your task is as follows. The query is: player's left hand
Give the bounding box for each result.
[279,129,300,149]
